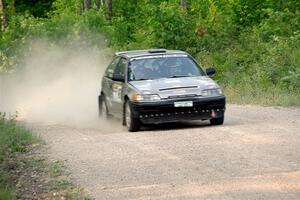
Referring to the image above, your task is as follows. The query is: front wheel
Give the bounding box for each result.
[124,101,140,132]
[210,116,224,125]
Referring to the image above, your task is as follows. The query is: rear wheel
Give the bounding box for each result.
[124,101,140,132]
[210,116,224,125]
[99,95,108,119]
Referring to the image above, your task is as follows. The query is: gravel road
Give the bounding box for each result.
[32,104,300,200]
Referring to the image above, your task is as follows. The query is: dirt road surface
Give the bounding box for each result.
[31,104,300,200]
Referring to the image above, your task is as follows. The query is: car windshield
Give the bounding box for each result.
[128,55,205,81]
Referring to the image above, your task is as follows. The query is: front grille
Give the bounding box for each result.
[137,99,225,113]
[167,94,198,99]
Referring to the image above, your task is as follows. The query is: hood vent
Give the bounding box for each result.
[159,86,198,91]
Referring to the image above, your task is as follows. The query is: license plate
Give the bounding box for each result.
[174,101,193,107]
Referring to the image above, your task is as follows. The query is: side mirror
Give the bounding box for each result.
[206,67,216,76]
[112,74,125,82]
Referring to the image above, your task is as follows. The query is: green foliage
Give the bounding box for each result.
[197,30,300,105]
[14,0,54,17]
[49,160,65,177]
[0,112,38,156]
[0,0,299,105]
[258,8,300,41]
[0,112,39,199]
[0,188,12,200]
[231,0,268,27]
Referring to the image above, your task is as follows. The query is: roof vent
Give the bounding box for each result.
[148,49,167,54]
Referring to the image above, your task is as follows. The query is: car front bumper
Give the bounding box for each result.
[131,96,226,124]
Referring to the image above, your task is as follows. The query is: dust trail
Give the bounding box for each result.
[0,40,119,130]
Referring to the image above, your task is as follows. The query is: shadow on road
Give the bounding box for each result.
[99,116,240,133]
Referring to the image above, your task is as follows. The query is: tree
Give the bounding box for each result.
[82,0,104,12]
[105,0,112,21]
[180,0,188,9]
[0,0,3,30]
[0,0,7,31]
[81,0,85,13]
[95,0,100,10]
[85,0,92,10]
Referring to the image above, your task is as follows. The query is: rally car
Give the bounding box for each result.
[98,49,226,132]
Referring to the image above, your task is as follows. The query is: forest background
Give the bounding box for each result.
[0,0,299,105]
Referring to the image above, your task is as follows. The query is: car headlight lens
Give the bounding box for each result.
[132,94,161,102]
[202,88,223,96]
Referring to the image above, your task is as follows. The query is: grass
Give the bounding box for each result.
[0,112,93,199]
[0,112,38,155]
[49,160,65,177]
[0,189,13,200]
[0,112,38,199]
[224,86,300,106]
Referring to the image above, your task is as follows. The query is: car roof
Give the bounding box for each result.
[114,49,188,59]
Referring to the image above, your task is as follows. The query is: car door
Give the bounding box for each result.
[110,57,128,115]
[102,56,120,114]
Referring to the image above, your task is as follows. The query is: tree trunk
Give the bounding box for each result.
[0,0,7,31]
[180,0,188,9]
[105,0,112,21]
[95,0,100,11]
[81,0,85,14]
[0,0,3,30]
[0,74,4,109]
[85,0,92,10]
[10,0,15,14]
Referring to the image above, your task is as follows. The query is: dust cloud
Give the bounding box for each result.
[0,40,119,130]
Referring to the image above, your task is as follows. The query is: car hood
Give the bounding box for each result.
[129,76,219,99]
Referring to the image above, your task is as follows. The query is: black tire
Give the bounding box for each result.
[210,116,224,125]
[99,94,108,119]
[124,101,140,132]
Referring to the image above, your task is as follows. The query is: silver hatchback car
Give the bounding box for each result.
[99,49,226,131]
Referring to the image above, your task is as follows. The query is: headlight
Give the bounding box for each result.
[132,94,161,102]
[202,88,223,96]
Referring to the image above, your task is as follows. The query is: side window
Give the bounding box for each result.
[114,57,127,78]
[105,57,120,79]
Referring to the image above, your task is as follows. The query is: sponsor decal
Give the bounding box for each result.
[131,54,188,61]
